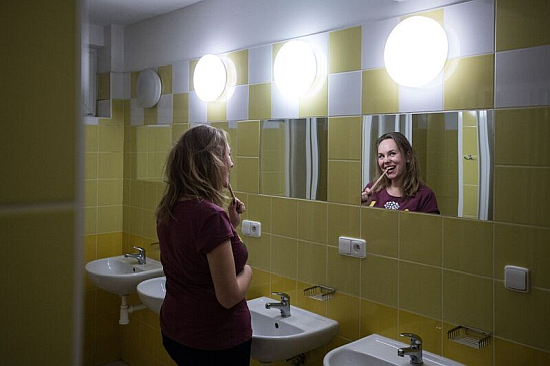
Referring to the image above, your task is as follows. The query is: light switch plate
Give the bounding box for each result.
[505,265,529,293]
[338,236,366,258]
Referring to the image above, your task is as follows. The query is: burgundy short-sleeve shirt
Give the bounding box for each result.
[157,199,251,350]
[364,184,440,214]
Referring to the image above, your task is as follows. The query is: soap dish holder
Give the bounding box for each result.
[303,285,336,301]
[447,325,491,349]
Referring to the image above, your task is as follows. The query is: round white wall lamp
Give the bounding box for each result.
[274,40,318,98]
[384,16,449,87]
[194,54,227,102]
[136,69,162,108]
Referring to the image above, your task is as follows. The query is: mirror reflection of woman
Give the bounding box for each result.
[361,132,439,214]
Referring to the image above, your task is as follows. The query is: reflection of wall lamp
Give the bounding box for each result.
[274,40,319,98]
[194,54,227,102]
[384,16,449,87]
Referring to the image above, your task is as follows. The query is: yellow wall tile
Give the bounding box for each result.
[328,203,360,247]
[235,157,259,193]
[86,125,99,152]
[98,125,124,152]
[143,104,158,125]
[97,232,123,258]
[98,152,123,179]
[95,312,121,363]
[172,123,189,144]
[246,233,271,271]
[270,274,297,300]
[297,200,328,243]
[494,337,550,365]
[189,59,198,91]
[328,160,361,205]
[400,262,442,319]
[444,54,494,110]
[495,107,550,167]
[443,217,493,276]
[98,179,123,206]
[362,69,399,114]
[299,78,328,117]
[360,299,398,340]
[97,206,123,233]
[328,116,362,160]
[496,0,550,51]
[329,26,362,73]
[271,235,297,278]
[249,83,271,120]
[399,310,442,355]
[360,207,398,257]
[247,194,272,233]
[85,180,98,207]
[360,254,398,306]
[327,293,361,340]
[207,99,227,122]
[399,212,442,266]
[85,207,98,235]
[98,72,110,100]
[247,268,271,300]
[297,240,327,285]
[494,166,550,227]
[158,65,172,95]
[173,93,189,123]
[228,49,249,85]
[495,282,550,352]
[327,246,360,296]
[237,120,260,157]
[272,197,298,238]
[442,270,493,332]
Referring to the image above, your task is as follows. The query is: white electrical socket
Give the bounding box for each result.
[338,236,366,258]
[241,220,261,237]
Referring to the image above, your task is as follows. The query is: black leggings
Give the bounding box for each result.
[162,332,251,366]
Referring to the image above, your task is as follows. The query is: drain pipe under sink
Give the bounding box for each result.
[119,295,147,325]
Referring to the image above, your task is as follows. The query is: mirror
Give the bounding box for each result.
[362,110,494,220]
[260,118,328,201]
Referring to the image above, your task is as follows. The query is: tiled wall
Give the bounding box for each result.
[84,0,550,365]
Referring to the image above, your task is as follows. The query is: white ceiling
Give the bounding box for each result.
[89,0,205,26]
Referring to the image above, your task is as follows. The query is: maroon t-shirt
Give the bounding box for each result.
[157,198,251,350]
[364,184,440,214]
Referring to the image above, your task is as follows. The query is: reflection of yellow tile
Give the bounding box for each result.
[444,54,494,110]
[494,337,550,365]
[228,49,249,85]
[299,78,328,117]
[360,208,398,257]
[98,72,110,100]
[328,203,360,247]
[297,240,327,284]
[463,184,479,218]
[494,166,550,227]
[246,233,271,271]
[249,83,271,120]
[494,223,550,289]
[443,217,493,276]
[362,69,399,114]
[360,254,398,306]
[235,157,259,193]
[399,310,442,355]
[98,125,124,152]
[98,152,123,179]
[404,9,443,23]
[442,270,493,331]
[247,194,272,233]
[171,123,188,143]
[462,158,479,185]
[189,60,198,91]
[495,107,550,167]
[97,232,123,258]
[272,197,297,238]
[327,247,360,296]
[327,293,360,340]
[361,299,398,340]
[143,104,158,125]
[207,99,226,122]
[97,206,123,233]
[328,116,362,160]
[247,269,271,300]
[158,65,172,95]
[400,262,441,319]
[237,120,260,157]
[329,26,362,73]
[399,212,442,266]
[173,93,189,123]
[462,126,478,155]
[98,179,123,206]
[496,0,550,51]
[495,282,550,351]
[86,125,98,152]
[442,322,493,366]
[297,200,328,243]
[327,160,361,205]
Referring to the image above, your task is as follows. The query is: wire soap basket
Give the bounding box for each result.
[447,325,491,349]
[303,285,336,301]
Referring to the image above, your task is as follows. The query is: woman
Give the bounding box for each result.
[361,132,439,214]
[156,125,253,366]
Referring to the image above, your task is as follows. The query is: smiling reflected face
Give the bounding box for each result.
[377,138,408,185]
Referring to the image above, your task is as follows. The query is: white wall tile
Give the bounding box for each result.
[173,60,190,93]
[226,85,249,121]
[249,45,272,84]
[111,72,124,99]
[328,71,362,116]
[123,72,131,99]
[189,91,207,123]
[496,45,550,108]
[444,0,494,59]
[362,17,400,70]
[157,94,173,124]
[271,83,299,119]
[399,73,444,112]
[131,99,144,126]
[298,32,329,77]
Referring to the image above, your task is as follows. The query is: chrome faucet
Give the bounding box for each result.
[398,333,423,365]
[124,246,147,265]
[265,292,291,317]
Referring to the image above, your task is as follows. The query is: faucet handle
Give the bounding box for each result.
[400,332,423,346]
[271,292,290,301]
[133,246,145,253]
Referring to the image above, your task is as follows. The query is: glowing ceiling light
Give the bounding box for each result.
[384,16,449,87]
[274,40,318,98]
[194,54,227,102]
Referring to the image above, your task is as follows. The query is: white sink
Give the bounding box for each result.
[137,276,166,314]
[85,256,163,296]
[248,297,339,363]
[324,334,464,366]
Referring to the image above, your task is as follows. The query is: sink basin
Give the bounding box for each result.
[137,276,166,314]
[247,297,339,363]
[85,256,163,296]
[324,334,463,366]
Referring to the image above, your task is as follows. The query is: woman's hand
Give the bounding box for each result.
[228,197,246,228]
[361,187,372,203]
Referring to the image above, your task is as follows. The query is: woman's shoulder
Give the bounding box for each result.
[417,184,436,196]
[176,198,225,214]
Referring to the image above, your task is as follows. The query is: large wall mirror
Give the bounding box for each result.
[362,110,494,220]
[260,118,328,201]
